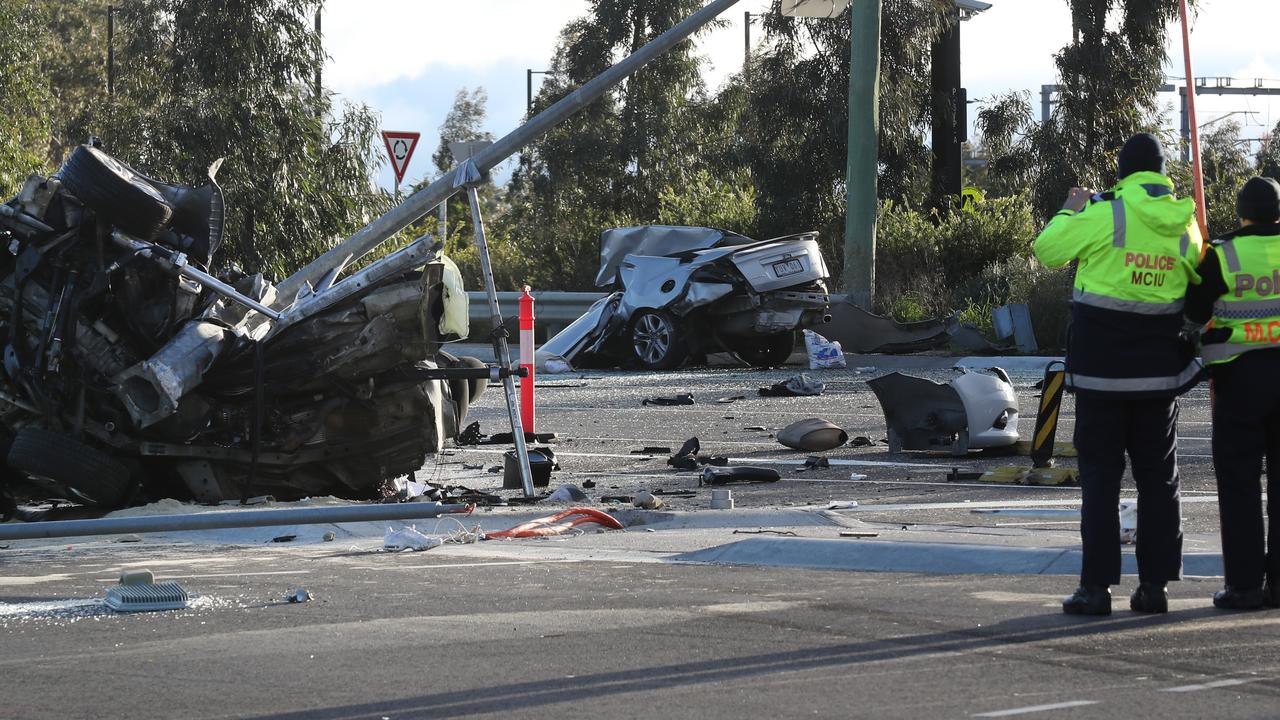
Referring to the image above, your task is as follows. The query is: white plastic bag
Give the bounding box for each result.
[804,330,847,370]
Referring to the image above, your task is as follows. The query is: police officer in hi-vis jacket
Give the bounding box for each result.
[1185,176,1280,610]
[1034,133,1204,616]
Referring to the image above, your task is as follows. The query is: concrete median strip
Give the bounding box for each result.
[669,537,1224,577]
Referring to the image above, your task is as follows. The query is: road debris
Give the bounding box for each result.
[546,485,588,502]
[642,393,695,406]
[103,569,189,613]
[270,534,297,543]
[504,447,558,489]
[322,531,337,542]
[869,368,1019,455]
[486,507,624,538]
[285,588,313,604]
[826,500,859,510]
[777,418,848,451]
[839,531,879,538]
[384,525,444,551]
[716,395,747,404]
[709,489,734,509]
[803,329,846,369]
[633,491,664,509]
[700,466,781,485]
[633,446,673,455]
[733,529,797,536]
[758,373,825,397]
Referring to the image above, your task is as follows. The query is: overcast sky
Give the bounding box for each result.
[322,0,1280,190]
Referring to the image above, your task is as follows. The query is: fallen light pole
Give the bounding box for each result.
[0,502,471,542]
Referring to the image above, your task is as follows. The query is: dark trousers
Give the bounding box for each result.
[1073,392,1183,586]
[1210,350,1280,590]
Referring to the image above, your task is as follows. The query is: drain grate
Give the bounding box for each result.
[104,580,190,612]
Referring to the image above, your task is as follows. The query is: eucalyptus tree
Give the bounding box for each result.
[0,0,51,197]
[95,0,386,278]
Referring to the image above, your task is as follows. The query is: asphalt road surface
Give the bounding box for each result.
[3,356,1268,720]
[2,542,1276,719]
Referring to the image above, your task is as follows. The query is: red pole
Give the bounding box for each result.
[1178,0,1208,239]
[519,285,536,434]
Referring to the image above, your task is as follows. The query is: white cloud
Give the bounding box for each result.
[323,0,589,93]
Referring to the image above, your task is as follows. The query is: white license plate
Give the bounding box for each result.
[771,258,804,277]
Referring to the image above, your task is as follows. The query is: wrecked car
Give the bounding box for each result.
[538,225,831,369]
[0,144,484,511]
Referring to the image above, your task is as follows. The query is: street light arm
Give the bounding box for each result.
[277,0,745,301]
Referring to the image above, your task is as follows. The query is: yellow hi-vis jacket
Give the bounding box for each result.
[1034,171,1204,396]
[1201,235,1280,364]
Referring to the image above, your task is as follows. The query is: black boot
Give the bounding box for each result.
[1063,585,1111,615]
[1212,586,1265,610]
[1129,581,1168,613]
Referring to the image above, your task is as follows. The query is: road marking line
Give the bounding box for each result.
[974,700,1098,717]
[457,447,959,470]
[349,559,582,571]
[1161,678,1253,692]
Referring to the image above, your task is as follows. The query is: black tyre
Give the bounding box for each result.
[630,309,687,370]
[730,330,796,368]
[7,427,135,508]
[58,145,172,239]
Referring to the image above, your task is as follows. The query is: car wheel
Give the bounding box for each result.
[630,309,687,370]
[730,330,796,368]
[58,145,173,239]
[7,427,135,508]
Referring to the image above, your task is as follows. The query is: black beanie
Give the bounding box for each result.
[1117,133,1166,179]
[1237,177,1280,224]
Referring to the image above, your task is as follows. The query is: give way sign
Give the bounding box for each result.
[381,131,421,186]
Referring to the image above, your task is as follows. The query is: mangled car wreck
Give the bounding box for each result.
[538,226,831,369]
[0,145,485,511]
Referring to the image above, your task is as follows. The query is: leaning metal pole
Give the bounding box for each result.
[0,502,470,541]
[463,174,535,497]
[276,0,744,301]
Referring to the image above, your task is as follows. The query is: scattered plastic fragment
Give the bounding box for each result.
[848,473,868,481]
[114,534,143,543]
[546,485,588,502]
[777,418,848,451]
[286,587,313,603]
[803,456,830,470]
[322,531,337,542]
[733,529,796,536]
[839,531,878,538]
[383,525,443,551]
[716,395,747,404]
[743,426,767,432]
[582,479,597,489]
[632,446,673,455]
[642,393,694,406]
[633,491,664,509]
[271,534,297,543]
[848,436,876,448]
[709,489,734,509]
[543,356,574,374]
[826,500,859,510]
[758,373,824,397]
[701,466,780,485]
[1120,500,1137,544]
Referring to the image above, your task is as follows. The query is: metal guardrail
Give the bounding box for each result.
[467,291,606,329]
[467,291,846,330]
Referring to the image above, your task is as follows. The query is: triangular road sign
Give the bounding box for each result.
[381,131,421,185]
